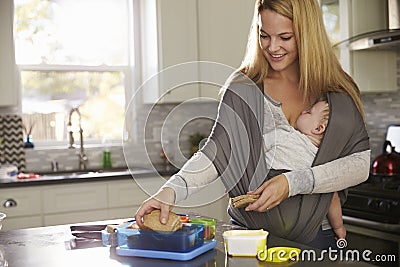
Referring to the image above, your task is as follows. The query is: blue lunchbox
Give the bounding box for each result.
[117,223,205,252]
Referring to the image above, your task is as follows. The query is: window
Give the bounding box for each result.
[320,0,340,44]
[14,0,135,145]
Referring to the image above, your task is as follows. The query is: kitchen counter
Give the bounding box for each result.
[0,165,179,188]
[0,218,376,267]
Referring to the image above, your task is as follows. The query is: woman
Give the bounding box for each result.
[135,0,370,249]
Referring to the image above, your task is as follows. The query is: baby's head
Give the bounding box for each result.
[295,100,329,147]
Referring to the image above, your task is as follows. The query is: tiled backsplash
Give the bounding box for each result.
[25,145,128,172]
[362,91,400,161]
[24,101,218,172]
[22,90,400,172]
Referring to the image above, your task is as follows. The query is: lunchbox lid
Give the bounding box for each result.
[223,229,268,238]
[118,223,203,235]
[190,218,216,226]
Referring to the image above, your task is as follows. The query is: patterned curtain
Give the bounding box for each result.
[0,114,26,172]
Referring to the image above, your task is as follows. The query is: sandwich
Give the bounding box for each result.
[231,194,260,208]
[142,210,182,232]
[106,221,139,233]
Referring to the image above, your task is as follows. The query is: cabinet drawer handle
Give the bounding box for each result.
[3,199,17,208]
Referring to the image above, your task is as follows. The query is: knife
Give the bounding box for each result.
[70,225,107,232]
[68,237,103,249]
[71,231,102,239]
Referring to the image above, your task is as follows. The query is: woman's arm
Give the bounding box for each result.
[285,149,370,196]
[246,150,370,212]
[134,151,218,227]
[161,151,219,203]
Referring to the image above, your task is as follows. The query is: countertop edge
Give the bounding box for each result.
[0,167,179,188]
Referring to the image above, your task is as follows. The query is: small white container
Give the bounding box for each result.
[223,229,268,257]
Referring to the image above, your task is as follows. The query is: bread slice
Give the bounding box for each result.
[231,194,260,208]
[106,221,139,233]
[142,210,182,232]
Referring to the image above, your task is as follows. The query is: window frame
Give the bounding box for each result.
[15,0,141,149]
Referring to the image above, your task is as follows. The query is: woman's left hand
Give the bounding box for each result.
[245,174,289,212]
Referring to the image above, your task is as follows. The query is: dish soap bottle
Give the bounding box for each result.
[102,138,112,169]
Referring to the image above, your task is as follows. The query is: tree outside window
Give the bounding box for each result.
[14,0,133,144]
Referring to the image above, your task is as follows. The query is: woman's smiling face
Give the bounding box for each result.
[258,9,298,72]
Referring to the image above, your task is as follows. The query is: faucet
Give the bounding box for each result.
[67,107,88,170]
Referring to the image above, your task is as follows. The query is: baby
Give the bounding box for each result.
[264,100,345,240]
[295,100,346,240]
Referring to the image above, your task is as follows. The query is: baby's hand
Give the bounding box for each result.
[333,225,346,240]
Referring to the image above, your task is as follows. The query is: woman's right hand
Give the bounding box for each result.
[245,174,289,212]
[134,187,176,228]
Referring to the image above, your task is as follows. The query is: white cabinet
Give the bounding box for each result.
[0,0,18,107]
[0,187,42,230]
[2,215,42,230]
[43,182,109,226]
[351,50,397,93]
[349,0,387,36]
[142,0,254,103]
[43,183,108,214]
[335,0,398,92]
[197,0,254,100]
[142,0,201,103]
[197,0,253,69]
[349,0,397,93]
[107,179,149,219]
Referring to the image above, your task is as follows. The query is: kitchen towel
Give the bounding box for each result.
[0,114,26,172]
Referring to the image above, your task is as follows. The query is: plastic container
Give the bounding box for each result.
[101,230,117,247]
[117,224,205,252]
[116,240,216,261]
[179,214,190,223]
[189,218,216,241]
[223,229,269,257]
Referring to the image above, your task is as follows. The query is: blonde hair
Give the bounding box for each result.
[239,0,365,119]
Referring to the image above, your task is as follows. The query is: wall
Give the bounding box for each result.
[24,145,128,173]
[360,48,400,161]
[136,101,218,169]
[362,91,400,161]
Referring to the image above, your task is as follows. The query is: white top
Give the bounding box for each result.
[263,124,317,171]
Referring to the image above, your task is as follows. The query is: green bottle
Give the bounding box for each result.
[102,138,112,169]
[103,151,112,169]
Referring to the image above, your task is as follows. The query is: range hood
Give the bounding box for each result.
[334,0,400,51]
